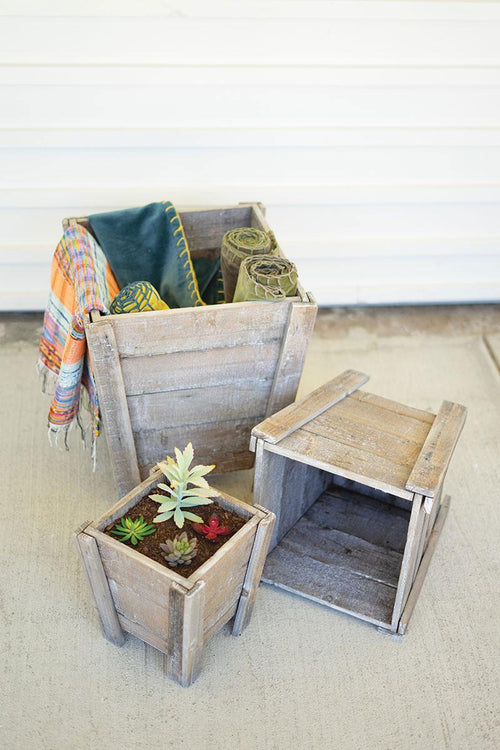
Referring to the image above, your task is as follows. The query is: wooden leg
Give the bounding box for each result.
[73,523,125,647]
[232,508,276,636]
[166,581,205,687]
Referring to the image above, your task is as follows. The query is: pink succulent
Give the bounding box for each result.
[192,516,231,541]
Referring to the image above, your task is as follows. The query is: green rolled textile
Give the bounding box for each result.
[233,255,298,303]
[110,281,169,315]
[221,227,274,302]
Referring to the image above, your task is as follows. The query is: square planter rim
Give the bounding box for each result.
[88,469,263,588]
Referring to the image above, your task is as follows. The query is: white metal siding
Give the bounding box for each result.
[1,1,499,309]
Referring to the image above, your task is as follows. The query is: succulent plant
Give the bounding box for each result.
[160,532,198,567]
[193,515,232,542]
[149,442,218,528]
[110,516,156,546]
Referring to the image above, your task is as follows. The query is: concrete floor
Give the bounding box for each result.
[1,306,499,750]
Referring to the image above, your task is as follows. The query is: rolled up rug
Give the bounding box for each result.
[221,227,274,302]
[233,255,298,303]
[110,280,169,315]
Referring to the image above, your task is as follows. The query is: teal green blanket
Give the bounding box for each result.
[88,201,222,308]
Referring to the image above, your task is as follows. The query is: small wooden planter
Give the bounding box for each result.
[74,470,275,686]
[65,202,316,498]
[251,370,466,635]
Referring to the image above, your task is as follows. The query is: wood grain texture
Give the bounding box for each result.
[84,320,141,497]
[232,507,276,636]
[264,299,318,418]
[253,369,369,444]
[406,400,467,497]
[73,526,125,646]
[398,495,451,636]
[390,494,424,631]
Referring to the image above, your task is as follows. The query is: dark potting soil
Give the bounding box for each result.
[103,489,247,578]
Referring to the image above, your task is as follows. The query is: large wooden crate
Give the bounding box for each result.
[251,370,467,635]
[67,203,317,497]
[74,470,275,686]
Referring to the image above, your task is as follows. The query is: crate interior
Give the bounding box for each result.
[180,205,257,260]
[263,467,412,628]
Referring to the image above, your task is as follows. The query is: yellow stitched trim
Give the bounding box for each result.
[165,204,204,307]
[173,227,183,236]
[183,260,190,268]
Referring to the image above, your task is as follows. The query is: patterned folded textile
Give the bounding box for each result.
[109,281,169,315]
[220,227,275,302]
[38,224,119,450]
[233,255,298,302]
[88,201,223,308]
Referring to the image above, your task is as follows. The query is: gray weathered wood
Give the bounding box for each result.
[73,525,125,646]
[232,507,276,635]
[85,320,141,497]
[391,494,424,631]
[264,298,318,419]
[253,369,369,445]
[406,400,467,497]
[398,495,451,635]
[166,581,205,687]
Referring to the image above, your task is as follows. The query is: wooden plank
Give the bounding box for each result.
[303,410,427,470]
[133,416,262,475]
[180,205,252,255]
[350,390,435,425]
[120,340,280,396]
[127,378,273,431]
[116,613,168,654]
[274,430,414,499]
[85,321,141,497]
[406,400,467,497]
[332,392,433,443]
[73,525,125,646]
[166,581,205,687]
[104,300,291,358]
[391,494,424,631]
[398,495,451,635]
[263,505,403,629]
[253,369,369,444]
[92,471,162,530]
[107,578,170,640]
[232,507,276,635]
[264,299,318,419]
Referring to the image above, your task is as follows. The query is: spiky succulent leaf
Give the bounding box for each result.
[155,498,178,512]
[157,460,181,484]
[153,510,174,523]
[182,511,204,523]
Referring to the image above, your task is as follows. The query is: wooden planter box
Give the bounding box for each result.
[251,370,466,635]
[65,203,316,497]
[74,469,275,686]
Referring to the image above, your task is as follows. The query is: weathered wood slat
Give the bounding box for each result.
[127,379,273,431]
[134,416,262,475]
[73,526,125,646]
[104,300,291,358]
[398,495,451,635]
[93,472,162,530]
[275,430,414,500]
[350,390,435,425]
[232,507,276,635]
[181,205,252,254]
[391,494,424,631]
[85,321,141,497]
[406,400,467,497]
[253,369,369,444]
[166,581,205,687]
[303,410,426,469]
[332,393,433,443]
[116,613,168,654]
[120,341,280,396]
[264,299,318,418]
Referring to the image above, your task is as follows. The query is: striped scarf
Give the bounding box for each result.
[38,224,119,453]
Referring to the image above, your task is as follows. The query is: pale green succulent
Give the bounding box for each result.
[160,532,198,567]
[149,442,218,528]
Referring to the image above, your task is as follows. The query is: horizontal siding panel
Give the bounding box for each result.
[3,255,498,310]
[3,127,500,149]
[3,147,500,186]
[1,18,500,66]
[4,1,500,21]
[3,84,500,128]
[3,65,500,87]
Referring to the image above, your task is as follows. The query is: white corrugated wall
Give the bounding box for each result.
[1,0,500,309]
